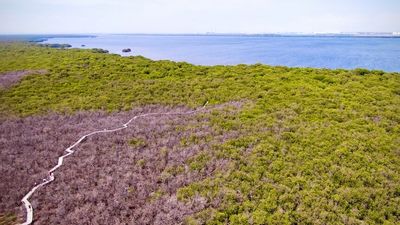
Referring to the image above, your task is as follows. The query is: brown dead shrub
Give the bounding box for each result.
[0,70,47,89]
[0,103,242,224]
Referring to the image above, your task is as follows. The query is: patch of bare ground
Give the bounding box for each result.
[0,102,242,225]
[0,70,47,89]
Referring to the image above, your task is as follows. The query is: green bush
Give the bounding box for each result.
[128,137,147,148]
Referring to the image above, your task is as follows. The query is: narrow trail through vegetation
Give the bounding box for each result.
[20,102,208,225]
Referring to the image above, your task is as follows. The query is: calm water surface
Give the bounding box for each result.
[44,34,400,72]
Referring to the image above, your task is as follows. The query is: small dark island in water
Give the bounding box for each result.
[122,48,131,53]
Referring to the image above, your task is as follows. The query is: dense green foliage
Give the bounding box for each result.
[1,43,399,224]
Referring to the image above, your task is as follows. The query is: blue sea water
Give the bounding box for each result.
[43,34,400,72]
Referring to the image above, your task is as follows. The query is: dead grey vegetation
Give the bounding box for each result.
[0,70,47,89]
[0,102,242,225]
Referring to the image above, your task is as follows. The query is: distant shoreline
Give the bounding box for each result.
[110,33,400,38]
[0,34,96,42]
[1,33,400,43]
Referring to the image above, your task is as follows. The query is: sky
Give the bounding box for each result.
[0,0,399,34]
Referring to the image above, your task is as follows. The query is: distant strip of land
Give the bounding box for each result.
[0,34,95,43]
[0,32,399,44]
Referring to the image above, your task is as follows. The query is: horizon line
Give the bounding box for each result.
[1,31,400,36]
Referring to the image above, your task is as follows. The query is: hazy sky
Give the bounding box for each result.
[0,0,399,34]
